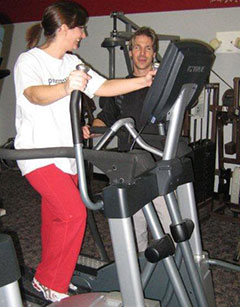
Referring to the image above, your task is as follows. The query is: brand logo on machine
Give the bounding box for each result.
[187,66,205,73]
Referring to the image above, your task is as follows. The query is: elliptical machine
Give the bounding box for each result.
[58,39,240,306]
[66,39,216,307]
[1,40,240,306]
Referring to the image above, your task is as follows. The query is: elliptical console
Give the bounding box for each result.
[140,40,215,126]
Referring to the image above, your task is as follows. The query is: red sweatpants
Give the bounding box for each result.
[26,164,87,293]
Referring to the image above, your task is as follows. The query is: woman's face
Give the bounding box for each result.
[64,25,87,51]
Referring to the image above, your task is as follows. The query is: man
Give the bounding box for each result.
[93,26,160,151]
[93,27,171,252]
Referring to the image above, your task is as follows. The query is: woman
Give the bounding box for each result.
[14,0,155,302]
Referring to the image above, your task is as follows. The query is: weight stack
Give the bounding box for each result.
[189,139,216,204]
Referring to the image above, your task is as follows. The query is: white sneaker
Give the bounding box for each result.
[32,277,69,302]
[68,282,78,291]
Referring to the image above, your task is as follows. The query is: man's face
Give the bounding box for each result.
[129,34,156,73]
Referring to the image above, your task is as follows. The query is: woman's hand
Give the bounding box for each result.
[64,69,92,95]
[144,69,157,87]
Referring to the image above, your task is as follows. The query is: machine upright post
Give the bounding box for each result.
[108,217,146,307]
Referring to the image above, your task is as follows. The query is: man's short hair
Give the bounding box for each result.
[129,27,158,53]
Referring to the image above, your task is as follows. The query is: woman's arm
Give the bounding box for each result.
[23,70,91,105]
[95,70,156,97]
[23,68,155,105]
[24,83,67,105]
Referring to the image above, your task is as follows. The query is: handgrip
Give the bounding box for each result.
[70,90,83,145]
[70,63,90,145]
[89,126,109,135]
[76,63,90,73]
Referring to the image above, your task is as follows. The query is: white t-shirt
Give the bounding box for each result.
[14,47,106,176]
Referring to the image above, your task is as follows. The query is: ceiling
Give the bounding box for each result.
[0,0,239,24]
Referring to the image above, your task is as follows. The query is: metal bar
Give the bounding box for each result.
[108,217,145,307]
[143,202,192,307]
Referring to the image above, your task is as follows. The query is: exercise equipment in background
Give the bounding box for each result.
[208,78,240,210]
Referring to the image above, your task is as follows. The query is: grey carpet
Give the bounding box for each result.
[1,168,240,306]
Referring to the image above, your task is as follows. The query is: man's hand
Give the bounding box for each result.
[82,125,95,139]
[82,125,91,139]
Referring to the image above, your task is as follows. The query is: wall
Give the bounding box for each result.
[0,7,239,150]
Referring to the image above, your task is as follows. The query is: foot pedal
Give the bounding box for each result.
[77,255,108,270]
[72,256,111,294]
[49,291,161,306]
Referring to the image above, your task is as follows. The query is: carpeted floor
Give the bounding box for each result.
[0,167,240,306]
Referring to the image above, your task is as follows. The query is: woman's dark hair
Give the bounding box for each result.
[26,0,88,49]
